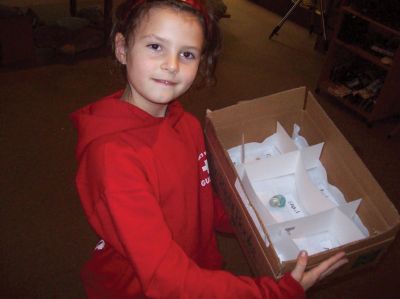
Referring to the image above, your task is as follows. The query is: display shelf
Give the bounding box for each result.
[332,38,391,71]
[317,1,400,123]
[318,80,374,118]
[342,6,400,37]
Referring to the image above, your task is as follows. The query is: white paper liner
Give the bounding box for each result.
[229,122,369,261]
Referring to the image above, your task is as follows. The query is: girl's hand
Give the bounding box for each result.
[291,250,348,290]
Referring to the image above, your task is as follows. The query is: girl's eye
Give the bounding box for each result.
[147,44,161,51]
[181,51,195,60]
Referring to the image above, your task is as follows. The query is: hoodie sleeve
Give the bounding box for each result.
[82,139,305,299]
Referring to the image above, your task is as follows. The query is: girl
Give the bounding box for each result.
[71,0,347,298]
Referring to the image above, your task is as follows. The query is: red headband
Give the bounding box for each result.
[123,0,209,24]
[181,0,207,16]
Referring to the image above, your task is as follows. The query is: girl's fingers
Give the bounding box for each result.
[291,250,308,282]
[300,251,348,290]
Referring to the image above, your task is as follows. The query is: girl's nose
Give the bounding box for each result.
[161,54,179,73]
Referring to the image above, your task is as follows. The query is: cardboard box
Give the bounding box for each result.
[205,86,400,279]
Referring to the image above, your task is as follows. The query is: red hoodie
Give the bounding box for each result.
[71,90,305,299]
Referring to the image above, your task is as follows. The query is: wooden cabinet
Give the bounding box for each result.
[317,0,400,123]
[0,16,34,65]
[314,0,342,52]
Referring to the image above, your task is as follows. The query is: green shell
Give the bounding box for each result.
[269,194,286,208]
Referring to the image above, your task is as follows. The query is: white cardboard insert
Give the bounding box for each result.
[229,122,369,261]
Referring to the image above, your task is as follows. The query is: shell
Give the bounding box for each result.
[269,194,286,208]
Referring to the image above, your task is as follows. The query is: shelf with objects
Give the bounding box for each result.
[316,0,400,123]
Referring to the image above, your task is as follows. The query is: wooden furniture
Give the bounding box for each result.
[316,0,400,123]
[69,0,113,40]
[70,0,112,18]
[0,16,34,65]
[314,0,341,52]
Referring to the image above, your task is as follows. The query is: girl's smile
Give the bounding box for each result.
[152,78,178,86]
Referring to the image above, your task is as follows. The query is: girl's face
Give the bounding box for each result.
[115,6,204,117]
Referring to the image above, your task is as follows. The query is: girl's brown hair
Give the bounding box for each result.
[110,0,222,86]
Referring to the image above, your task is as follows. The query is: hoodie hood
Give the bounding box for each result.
[70,90,184,160]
